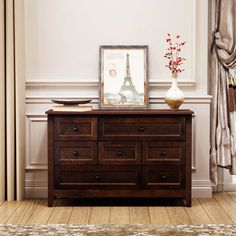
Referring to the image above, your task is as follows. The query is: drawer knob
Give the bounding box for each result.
[160,175,167,181]
[117,151,123,156]
[95,175,102,180]
[139,127,145,132]
[73,151,79,156]
[73,127,79,132]
[161,151,167,156]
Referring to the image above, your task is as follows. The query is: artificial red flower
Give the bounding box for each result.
[164,33,186,76]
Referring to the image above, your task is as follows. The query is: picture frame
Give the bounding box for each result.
[99,45,148,109]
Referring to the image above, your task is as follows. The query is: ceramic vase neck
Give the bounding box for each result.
[171,76,178,88]
[172,73,178,79]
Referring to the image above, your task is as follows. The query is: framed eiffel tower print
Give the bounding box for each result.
[99,45,148,109]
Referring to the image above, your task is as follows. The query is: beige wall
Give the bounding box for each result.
[25,0,212,198]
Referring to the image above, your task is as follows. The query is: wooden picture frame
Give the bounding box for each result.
[99,45,148,109]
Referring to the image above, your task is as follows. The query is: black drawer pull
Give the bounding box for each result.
[117,151,123,156]
[161,151,167,156]
[73,127,79,132]
[95,175,102,180]
[139,127,145,132]
[73,151,79,156]
[160,175,167,181]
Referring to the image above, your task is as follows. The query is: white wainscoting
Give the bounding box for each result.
[26,115,48,170]
[25,170,47,198]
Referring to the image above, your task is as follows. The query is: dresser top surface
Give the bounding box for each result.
[46,109,193,116]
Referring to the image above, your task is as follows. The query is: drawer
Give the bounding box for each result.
[98,142,141,165]
[55,142,97,165]
[54,117,97,141]
[142,142,185,165]
[142,166,185,190]
[55,166,141,189]
[98,117,185,141]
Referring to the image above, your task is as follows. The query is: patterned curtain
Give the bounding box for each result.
[210,0,236,185]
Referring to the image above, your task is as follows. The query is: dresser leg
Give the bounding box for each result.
[48,195,54,207]
[185,196,192,207]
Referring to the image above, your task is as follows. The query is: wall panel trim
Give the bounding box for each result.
[26,115,48,170]
[26,96,212,104]
[26,79,197,88]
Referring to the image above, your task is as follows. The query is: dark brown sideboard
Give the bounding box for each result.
[46,109,193,207]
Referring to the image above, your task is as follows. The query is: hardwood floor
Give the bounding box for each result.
[0,192,236,224]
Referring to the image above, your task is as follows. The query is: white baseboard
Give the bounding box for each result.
[192,186,212,198]
[192,180,212,198]
[222,183,236,192]
[25,187,48,199]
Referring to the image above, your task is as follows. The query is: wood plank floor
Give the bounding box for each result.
[0,192,236,224]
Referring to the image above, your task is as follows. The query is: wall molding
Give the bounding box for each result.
[26,80,99,87]
[216,168,236,192]
[25,79,197,88]
[192,187,212,198]
[192,180,212,186]
[25,187,48,199]
[149,96,211,104]
[192,180,212,198]
[25,179,47,187]
[222,183,236,192]
[26,95,212,104]
[26,115,48,170]
[26,114,47,118]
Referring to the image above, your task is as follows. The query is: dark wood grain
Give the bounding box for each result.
[46,109,193,207]
[55,166,141,190]
[185,116,192,207]
[48,116,54,207]
[46,109,194,116]
[142,166,185,190]
[142,142,185,165]
[98,117,186,141]
[55,142,97,165]
[54,189,187,198]
[54,117,97,141]
[98,142,141,165]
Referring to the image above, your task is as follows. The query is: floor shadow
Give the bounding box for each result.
[54,198,185,207]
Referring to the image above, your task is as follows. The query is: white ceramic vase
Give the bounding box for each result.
[164,76,185,110]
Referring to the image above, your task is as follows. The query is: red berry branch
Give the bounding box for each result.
[164,33,186,78]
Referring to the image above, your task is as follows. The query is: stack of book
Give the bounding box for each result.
[52,105,92,112]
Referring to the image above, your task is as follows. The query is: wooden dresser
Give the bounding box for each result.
[46,109,193,207]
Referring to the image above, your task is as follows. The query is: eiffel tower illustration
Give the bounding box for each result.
[119,53,139,96]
